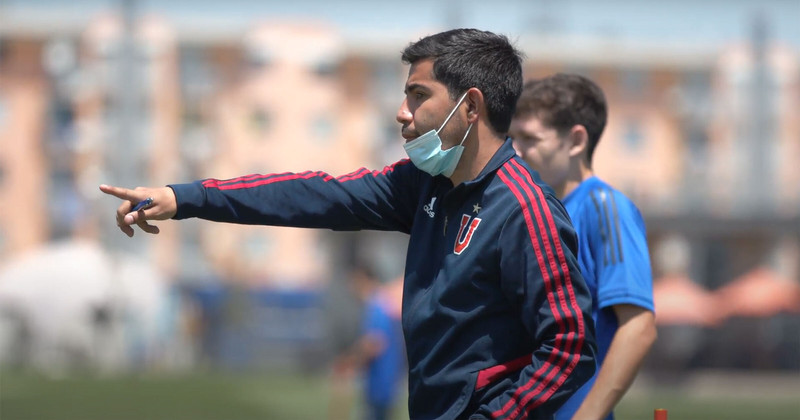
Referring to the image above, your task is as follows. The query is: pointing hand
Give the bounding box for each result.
[99,184,177,237]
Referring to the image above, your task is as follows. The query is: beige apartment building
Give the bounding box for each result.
[1,17,798,289]
[519,34,800,288]
[0,16,380,287]
[521,36,800,217]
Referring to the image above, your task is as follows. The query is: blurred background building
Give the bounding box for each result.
[0,0,798,389]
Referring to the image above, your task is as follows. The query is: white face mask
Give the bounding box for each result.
[403,91,474,177]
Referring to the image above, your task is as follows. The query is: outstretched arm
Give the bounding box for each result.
[571,304,656,420]
[99,160,420,237]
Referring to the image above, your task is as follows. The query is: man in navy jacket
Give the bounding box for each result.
[101,28,596,420]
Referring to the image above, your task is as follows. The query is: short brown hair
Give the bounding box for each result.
[515,73,607,163]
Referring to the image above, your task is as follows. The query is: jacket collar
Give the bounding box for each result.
[464,137,517,187]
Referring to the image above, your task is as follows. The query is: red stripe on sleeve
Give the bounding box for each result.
[202,160,411,189]
[335,159,412,182]
[494,167,570,420]
[507,159,586,420]
[335,168,371,182]
[203,172,296,188]
[201,171,334,190]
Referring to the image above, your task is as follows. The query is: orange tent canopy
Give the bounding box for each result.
[714,267,800,318]
[653,274,721,326]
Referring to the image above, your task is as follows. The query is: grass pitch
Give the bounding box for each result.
[1,370,798,420]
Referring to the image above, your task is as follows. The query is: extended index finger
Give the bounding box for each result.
[99,184,139,201]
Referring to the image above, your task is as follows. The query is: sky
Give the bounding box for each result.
[2,0,799,50]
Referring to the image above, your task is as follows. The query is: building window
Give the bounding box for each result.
[179,46,215,99]
[244,232,273,263]
[46,94,77,176]
[310,115,334,143]
[685,124,708,154]
[623,119,644,151]
[179,47,215,170]
[249,108,272,137]
[47,170,81,240]
[679,70,712,119]
[179,220,215,280]
[244,43,272,71]
[619,68,649,99]
[369,58,403,109]
[0,96,7,128]
[312,59,338,78]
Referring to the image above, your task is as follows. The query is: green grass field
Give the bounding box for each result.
[615,392,800,420]
[1,370,798,420]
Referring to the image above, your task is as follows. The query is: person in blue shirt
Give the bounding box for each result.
[333,269,406,420]
[510,74,657,420]
[100,29,597,419]
[359,278,405,420]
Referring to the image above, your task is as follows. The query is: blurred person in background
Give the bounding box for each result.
[510,73,657,420]
[100,28,597,419]
[331,268,405,420]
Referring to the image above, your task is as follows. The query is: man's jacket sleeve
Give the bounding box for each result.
[167,160,419,233]
[478,190,597,420]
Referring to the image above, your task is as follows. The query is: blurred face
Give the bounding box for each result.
[509,114,572,193]
[396,58,467,150]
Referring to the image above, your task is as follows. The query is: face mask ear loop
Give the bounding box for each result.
[437,91,470,133]
[458,123,473,146]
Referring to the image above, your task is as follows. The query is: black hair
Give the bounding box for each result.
[401,28,524,134]
[515,73,608,164]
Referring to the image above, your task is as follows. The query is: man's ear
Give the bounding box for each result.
[567,125,589,158]
[464,87,483,124]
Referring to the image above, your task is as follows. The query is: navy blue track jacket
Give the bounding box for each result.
[170,139,597,420]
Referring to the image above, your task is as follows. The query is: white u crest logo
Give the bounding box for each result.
[454,214,481,255]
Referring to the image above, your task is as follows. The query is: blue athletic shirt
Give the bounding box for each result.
[362,293,405,406]
[554,176,655,420]
[169,139,597,420]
